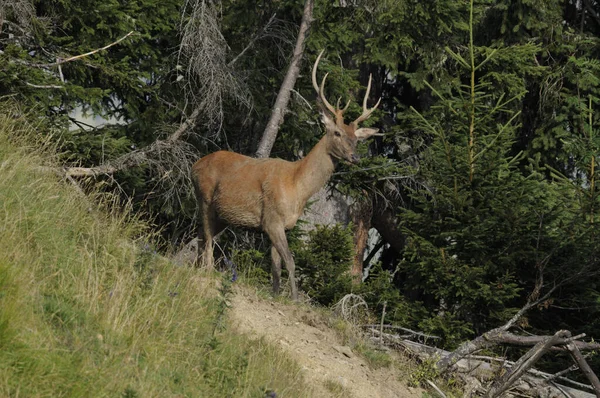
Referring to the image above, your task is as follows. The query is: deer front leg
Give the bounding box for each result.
[267,227,298,301]
[271,246,282,295]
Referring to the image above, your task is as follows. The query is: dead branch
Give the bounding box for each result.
[168,106,202,143]
[362,324,441,340]
[379,301,387,344]
[64,103,201,178]
[427,379,447,398]
[484,331,600,352]
[485,330,571,398]
[19,31,136,69]
[546,364,581,383]
[25,82,65,89]
[228,13,277,67]
[567,343,600,397]
[398,337,597,398]
[332,294,368,323]
[54,31,136,66]
[436,280,557,373]
[178,0,252,133]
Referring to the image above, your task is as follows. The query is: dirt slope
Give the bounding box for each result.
[231,288,423,398]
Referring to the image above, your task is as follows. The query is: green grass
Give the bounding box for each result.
[0,107,313,397]
[354,343,393,370]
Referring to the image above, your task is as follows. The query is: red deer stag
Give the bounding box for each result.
[191,50,381,300]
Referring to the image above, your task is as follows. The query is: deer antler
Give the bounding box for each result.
[312,50,350,126]
[352,74,381,127]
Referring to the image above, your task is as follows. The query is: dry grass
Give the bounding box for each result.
[0,106,310,397]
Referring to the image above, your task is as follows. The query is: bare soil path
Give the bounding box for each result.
[230,288,423,398]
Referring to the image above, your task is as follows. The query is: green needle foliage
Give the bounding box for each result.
[399,0,599,348]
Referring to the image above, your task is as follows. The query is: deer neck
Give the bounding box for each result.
[295,136,336,204]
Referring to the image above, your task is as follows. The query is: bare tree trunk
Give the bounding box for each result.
[255,0,314,158]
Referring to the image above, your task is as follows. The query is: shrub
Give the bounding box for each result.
[294,224,354,306]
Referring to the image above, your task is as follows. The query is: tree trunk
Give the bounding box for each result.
[372,200,405,254]
[350,197,373,282]
[255,0,314,158]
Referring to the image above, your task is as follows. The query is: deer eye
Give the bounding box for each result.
[334,131,341,137]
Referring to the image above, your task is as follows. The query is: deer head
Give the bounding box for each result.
[312,50,382,164]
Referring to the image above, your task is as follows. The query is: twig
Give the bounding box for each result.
[54,31,136,66]
[545,364,581,383]
[426,380,447,398]
[19,31,136,69]
[228,13,277,66]
[168,106,202,143]
[549,381,576,398]
[291,88,313,109]
[500,285,557,332]
[25,82,65,89]
[379,301,387,345]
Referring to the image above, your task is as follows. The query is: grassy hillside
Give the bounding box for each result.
[0,109,311,397]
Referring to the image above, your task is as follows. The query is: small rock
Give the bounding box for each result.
[278,310,285,317]
[333,345,353,358]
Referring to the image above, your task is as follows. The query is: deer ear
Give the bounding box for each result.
[354,127,381,140]
[321,112,337,132]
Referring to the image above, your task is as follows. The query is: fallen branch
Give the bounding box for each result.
[546,364,581,384]
[464,355,594,393]
[362,324,441,340]
[485,330,571,398]
[484,331,600,352]
[436,283,558,373]
[398,337,597,397]
[567,343,600,397]
[427,379,447,398]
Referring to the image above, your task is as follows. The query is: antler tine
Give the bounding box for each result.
[312,49,325,94]
[336,97,352,112]
[312,50,337,116]
[342,98,351,112]
[319,73,337,116]
[352,73,381,126]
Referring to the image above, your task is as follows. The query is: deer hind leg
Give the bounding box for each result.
[271,246,282,295]
[200,202,219,270]
[267,227,298,301]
